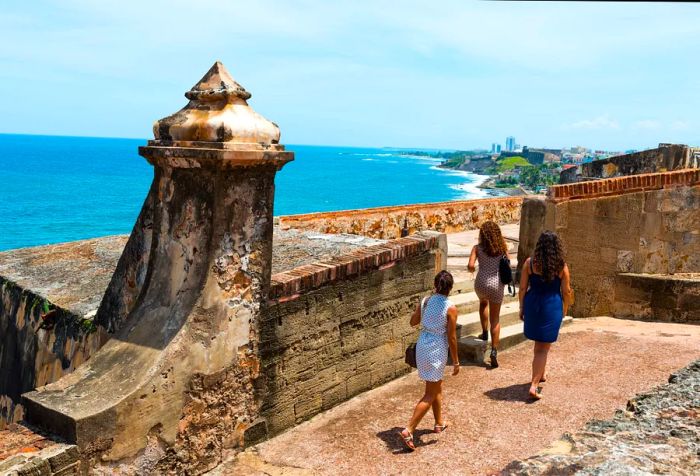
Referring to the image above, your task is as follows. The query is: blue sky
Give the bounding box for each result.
[1,1,698,150]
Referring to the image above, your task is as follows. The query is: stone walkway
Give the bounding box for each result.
[213,317,700,475]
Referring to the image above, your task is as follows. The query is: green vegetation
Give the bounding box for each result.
[488,156,531,174]
[405,149,562,192]
[80,318,97,334]
[519,164,560,189]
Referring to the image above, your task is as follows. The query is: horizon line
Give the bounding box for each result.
[0,131,667,153]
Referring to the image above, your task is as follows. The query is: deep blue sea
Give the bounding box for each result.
[0,134,490,251]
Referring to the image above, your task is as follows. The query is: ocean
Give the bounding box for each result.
[0,134,490,251]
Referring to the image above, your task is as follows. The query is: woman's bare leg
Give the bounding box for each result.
[479,300,489,336]
[488,301,502,350]
[407,381,441,433]
[530,342,551,398]
[431,382,443,426]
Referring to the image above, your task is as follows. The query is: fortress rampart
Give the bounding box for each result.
[560,144,700,184]
[277,196,523,239]
[519,169,700,320]
[261,232,445,437]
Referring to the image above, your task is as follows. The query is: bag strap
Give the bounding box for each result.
[420,296,429,320]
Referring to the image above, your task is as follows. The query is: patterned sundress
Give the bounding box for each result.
[416,294,452,382]
[474,245,505,304]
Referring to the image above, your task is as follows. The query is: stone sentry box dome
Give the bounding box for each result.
[152,60,282,148]
[23,62,293,472]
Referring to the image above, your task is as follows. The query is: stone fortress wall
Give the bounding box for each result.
[0,237,127,427]
[277,196,523,239]
[259,233,445,436]
[518,169,700,320]
[0,201,515,434]
[560,143,700,184]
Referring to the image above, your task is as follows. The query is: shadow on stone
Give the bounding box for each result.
[483,383,535,403]
[376,427,437,454]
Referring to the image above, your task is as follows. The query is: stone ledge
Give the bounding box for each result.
[269,232,442,300]
[276,196,524,239]
[549,168,700,201]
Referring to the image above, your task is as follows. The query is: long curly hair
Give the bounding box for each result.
[533,231,565,282]
[478,221,508,257]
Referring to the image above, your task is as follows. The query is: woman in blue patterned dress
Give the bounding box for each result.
[519,231,572,400]
[399,271,459,451]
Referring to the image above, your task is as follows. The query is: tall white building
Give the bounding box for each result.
[505,136,516,152]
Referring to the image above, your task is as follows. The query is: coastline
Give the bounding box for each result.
[476,176,530,197]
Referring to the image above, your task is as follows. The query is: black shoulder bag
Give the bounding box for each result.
[405,297,428,368]
[499,255,516,296]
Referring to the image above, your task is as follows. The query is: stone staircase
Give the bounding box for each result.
[445,227,573,364]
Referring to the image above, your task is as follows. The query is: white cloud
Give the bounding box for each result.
[564,115,620,130]
[670,120,690,131]
[632,119,662,130]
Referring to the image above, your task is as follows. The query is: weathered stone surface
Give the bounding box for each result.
[0,236,128,317]
[560,143,700,184]
[615,273,700,323]
[21,62,293,475]
[277,196,523,239]
[0,229,382,428]
[516,197,546,281]
[258,236,445,437]
[0,423,78,476]
[522,178,700,318]
[501,360,700,475]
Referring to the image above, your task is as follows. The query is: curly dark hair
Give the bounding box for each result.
[434,270,454,296]
[533,231,565,282]
[478,221,509,257]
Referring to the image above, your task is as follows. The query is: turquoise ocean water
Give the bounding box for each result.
[0,134,490,251]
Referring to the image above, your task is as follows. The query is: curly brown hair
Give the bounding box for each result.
[533,231,565,282]
[478,221,508,257]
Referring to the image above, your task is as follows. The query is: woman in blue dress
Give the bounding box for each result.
[399,271,459,451]
[519,231,572,400]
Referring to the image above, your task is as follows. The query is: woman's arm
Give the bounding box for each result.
[519,257,531,320]
[447,306,460,375]
[467,246,477,273]
[410,299,422,327]
[561,263,573,316]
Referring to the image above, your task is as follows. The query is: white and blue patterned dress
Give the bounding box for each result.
[416,294,452,382]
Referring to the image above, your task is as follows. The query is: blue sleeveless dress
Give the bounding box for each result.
[523,260,563,343]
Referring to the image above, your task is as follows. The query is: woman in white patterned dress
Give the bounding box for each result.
[468,220,510,368]
[399,271,459,451]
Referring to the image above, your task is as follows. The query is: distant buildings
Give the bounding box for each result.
[505,136,516,152]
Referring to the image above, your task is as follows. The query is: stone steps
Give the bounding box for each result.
[447,242,518,259]
[450,291,519,316]
[457,316,574,364]
[456,300,521,337]
[447,257,518,271]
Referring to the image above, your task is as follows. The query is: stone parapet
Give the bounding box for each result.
[614,273,700,323]
[559,144,700,184]
[518,169,700,318]
[259,232,447,436]
[269,232,443,299]
[277,196,524,239]
[549,168,700,202]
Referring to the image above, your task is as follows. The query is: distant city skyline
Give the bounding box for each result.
[0,2,698,150]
